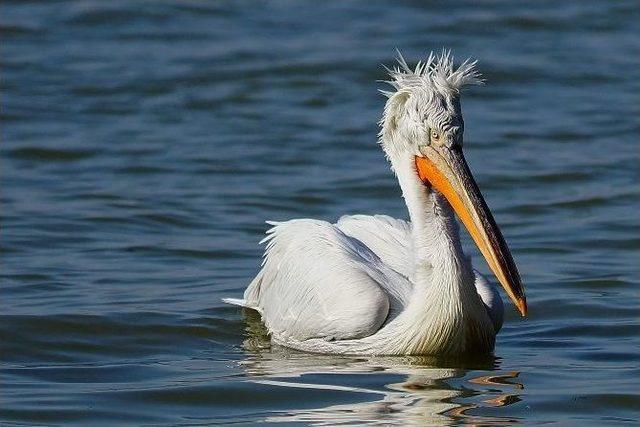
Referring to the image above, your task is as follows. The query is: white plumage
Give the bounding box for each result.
[224,50,525,356]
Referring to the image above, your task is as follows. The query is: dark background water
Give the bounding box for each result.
[2,1,639,425]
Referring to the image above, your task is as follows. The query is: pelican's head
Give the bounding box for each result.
[380,51,527,316]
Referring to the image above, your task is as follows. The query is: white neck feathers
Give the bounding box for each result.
[381,147,493,355]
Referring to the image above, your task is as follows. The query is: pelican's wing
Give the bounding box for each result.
[336,214,413,278]
[235,219,410,342]
[473,270,504,333]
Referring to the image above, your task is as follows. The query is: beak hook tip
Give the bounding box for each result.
[517,298,528,317]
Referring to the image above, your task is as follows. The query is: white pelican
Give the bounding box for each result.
[224,51,527,356]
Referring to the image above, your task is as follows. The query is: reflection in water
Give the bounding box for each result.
[239,310,524,425]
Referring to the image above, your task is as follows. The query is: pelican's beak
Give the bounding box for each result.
[415,145,527,316]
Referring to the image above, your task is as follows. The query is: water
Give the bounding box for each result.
[2,0,639,425]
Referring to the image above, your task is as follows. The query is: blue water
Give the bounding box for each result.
[2,1,639,425]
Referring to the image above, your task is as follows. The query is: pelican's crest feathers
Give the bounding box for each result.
[381,49,483,98]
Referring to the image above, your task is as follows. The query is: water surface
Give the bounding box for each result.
[2,0,639,425]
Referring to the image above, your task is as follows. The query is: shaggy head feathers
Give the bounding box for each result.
[379,50,482,157]
[381,49,483,98]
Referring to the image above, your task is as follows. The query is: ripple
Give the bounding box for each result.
[0,313,243,366]
[7,147,97,161]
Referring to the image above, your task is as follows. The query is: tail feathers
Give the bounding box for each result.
[222,297,262,313]
[224,243,267,311]
[222,297,248,307]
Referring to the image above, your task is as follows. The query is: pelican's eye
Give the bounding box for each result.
[429,129,441,144]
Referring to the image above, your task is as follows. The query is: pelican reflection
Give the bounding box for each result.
[238,310,524,425]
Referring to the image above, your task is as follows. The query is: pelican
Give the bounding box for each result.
[224,51,527,356]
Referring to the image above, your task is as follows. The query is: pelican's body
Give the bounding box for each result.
[225,51,526,356]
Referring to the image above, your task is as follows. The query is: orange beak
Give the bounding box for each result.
[415,146,527,316]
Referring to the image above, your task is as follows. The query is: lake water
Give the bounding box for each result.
[2,1,639,425]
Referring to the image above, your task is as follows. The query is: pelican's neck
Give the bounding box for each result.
[382,151,493,354]
[391,152,471,288]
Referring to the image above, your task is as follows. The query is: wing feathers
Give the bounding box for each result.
[242,219,398,341]
[337,214,413,278]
